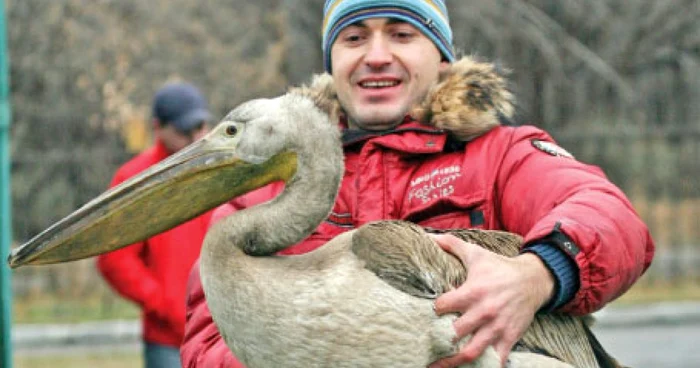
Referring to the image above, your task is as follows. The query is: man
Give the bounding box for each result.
[97,82,213,368]
[180,1,655,367]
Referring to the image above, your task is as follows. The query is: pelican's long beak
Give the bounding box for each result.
[8,132,296,268]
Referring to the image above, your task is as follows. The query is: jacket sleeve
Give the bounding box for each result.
[495,127,654,315]
[96,170,165,316]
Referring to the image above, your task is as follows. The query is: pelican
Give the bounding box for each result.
[9,63,622,367]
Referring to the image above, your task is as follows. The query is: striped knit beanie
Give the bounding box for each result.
[322,0,456,72]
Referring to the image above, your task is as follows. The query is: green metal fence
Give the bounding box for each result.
[1,1,14,366]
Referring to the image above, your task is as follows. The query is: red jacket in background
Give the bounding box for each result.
[180,123,655,367]
[97,140,214,348]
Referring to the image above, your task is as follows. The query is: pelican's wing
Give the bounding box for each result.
[351,220,466,299]
[352,221,622,368]
[426,228,523,257]
[351,221,524,298]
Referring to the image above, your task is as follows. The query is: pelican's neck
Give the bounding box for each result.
[209,127,343,258]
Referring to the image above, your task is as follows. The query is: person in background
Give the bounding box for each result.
[180,1,655,367]
[97,82,213,368]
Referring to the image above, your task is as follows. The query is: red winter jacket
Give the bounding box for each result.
[97,140,214,348]
[180,122,654,367]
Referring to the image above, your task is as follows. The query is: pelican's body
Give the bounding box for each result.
[204,220,598,368]
[9,60,621,367]
[206,231,458,367]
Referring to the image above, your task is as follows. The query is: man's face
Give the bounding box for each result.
[155,120,210,154]
[330,18,448,131]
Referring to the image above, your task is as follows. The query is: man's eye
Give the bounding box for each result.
[394,32,415,40]
[343,34,362,43]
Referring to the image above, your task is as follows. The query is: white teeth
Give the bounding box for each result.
[361,80,399,88]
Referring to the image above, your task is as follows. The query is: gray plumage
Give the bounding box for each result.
[354,221,610,368]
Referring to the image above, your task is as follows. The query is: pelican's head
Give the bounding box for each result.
[8,90,337,268]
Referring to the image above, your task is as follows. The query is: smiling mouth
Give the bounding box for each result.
[359,80,401,89]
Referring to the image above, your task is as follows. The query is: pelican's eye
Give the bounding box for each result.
[225,125,238,136]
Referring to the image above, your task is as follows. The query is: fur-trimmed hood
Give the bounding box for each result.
[291,56,516,141]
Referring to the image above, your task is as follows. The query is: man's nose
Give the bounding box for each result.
[364,36,392,69]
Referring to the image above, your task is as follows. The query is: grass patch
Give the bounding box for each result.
[13,294,140,324]
[15,351,141,368]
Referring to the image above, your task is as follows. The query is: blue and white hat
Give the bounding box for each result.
[322,0,456,72]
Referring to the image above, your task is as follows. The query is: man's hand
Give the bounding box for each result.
[428,234,555,368]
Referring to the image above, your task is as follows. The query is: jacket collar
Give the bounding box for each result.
[341,120,448,154]
[341,118,441,145]
[292,56,516,142]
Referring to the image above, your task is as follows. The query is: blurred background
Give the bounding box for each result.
[3,0,700,366]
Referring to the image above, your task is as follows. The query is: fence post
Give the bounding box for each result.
[0,1,13,367]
